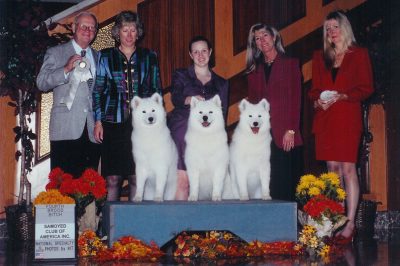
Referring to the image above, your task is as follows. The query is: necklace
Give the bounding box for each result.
[265,59,274,66]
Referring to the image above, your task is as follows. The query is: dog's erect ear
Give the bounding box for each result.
[190,96,199,108]
[131,96,141,110]
[239,99,249,112]
[212,95,221,107]
[259,98,270,112]
[151,93,163,105]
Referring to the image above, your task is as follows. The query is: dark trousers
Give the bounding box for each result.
[269,141,304,201]
[50,123,100,178]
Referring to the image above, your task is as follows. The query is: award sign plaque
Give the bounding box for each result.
[34,204,76,261]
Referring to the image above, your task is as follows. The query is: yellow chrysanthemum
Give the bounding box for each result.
[320,172,340,186]
[300,174,317,184]
[318,244,330,258]
[309,236,319,248]
[336,188,346,201]
[223,233,233,240]
[303,225,316,234]
[298,234,307,244]
[34,189,75,205]
[309,186,321,196]
[313,180,326,190]
[209,231,220,239]
[296,182,309,193]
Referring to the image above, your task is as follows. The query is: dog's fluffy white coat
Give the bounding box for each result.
[131,93,177,201]
[185,95,229,201]
[229,99,272,200]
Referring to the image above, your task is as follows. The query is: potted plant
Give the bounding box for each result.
[0,0,71,241]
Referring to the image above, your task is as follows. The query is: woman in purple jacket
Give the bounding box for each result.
[168,36,229,200]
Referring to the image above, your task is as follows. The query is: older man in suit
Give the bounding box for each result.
[37,11,100,178]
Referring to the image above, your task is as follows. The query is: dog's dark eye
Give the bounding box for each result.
[209,111,213,114]
[142,110,146,113]
[199,111,203,114]
[258,115,261,118]
[152,109,155,112]
[249,115,252,118]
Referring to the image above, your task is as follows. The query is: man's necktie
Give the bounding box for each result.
[81,50,93,88]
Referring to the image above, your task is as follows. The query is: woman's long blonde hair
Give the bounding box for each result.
[323,11,356,69]
[245,23,285,73]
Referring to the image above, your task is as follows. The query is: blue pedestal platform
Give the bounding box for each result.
[103,200,297,247]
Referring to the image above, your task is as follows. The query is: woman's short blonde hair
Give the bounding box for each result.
[111,11,144,42]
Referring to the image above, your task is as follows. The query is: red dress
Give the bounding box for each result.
[309,46,374,162]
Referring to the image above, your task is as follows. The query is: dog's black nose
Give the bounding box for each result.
[148,117,154,122]
[203,115,208,122]
[253,122,259,127]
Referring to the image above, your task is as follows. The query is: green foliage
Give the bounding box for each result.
[0,0,71,171]
[0,0,71,205]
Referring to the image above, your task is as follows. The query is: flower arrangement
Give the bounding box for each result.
[78,230,107,257]
[296,172,348,258]
[45,168,107,218]
[297,225,330,258]
[174,231,247,258]
[94,235,164,262]
[173,231,300,260]
[296,172,346,206]
[33,189,75,205]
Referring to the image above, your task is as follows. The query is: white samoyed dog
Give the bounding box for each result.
[185,95,230,201]
[131,93,178,202]
[229,98,272,200]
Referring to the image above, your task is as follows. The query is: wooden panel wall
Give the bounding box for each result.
[138,0,214,89]
[48,0,142,35]
[367,105,387,211]
[232,0,306,54]
[0,97,17,218]
[386,0,400,210]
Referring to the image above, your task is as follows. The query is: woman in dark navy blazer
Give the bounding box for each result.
[246,23,303,202]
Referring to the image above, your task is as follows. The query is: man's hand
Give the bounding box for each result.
[64,54,83,74]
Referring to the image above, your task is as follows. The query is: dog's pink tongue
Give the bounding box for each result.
[251,127,259,134]
[202,122,210,127]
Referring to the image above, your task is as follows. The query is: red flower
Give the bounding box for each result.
[45,168,107,201]
[59,178,77,195]
[45,168,73,190]
[303,195,345,219]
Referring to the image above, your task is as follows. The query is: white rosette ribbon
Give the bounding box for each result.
[60,57,92,110]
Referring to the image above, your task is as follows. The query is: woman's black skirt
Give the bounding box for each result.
[101,120,135,177]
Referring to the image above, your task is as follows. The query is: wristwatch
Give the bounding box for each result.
[287,130,295,135]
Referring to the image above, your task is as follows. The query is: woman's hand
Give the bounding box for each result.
[282,130,295,152]
[314,93,348,110]
[184,95,205,105]
[94,122,103,143]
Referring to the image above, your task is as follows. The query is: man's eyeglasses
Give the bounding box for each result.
[77,24,97,32]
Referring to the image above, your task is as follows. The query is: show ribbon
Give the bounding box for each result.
[60,57,92,110]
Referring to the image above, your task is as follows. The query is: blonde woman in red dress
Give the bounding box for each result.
[309,11,374,241]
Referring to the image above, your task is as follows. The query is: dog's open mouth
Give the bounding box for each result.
[202,121,211,127]
[251,127,259,134]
